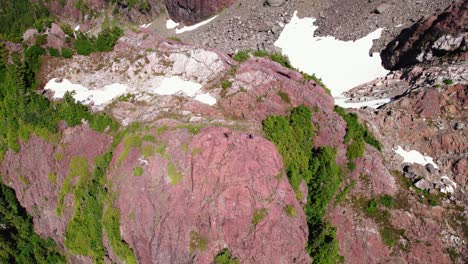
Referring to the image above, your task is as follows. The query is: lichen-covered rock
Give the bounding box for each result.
[108,126,310,263]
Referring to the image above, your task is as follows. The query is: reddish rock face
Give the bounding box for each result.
[165,0,237,24]
[0,126,111,247]
[381,1,468,70]
[108,126,310,263]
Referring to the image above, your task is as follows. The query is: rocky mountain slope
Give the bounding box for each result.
[0,0,466,264]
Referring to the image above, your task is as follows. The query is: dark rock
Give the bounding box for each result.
[265,0,286,7]
[165,0,237,25]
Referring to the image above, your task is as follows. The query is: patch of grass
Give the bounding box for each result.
[142,134,155,142]
[167,162,183,185]
[61,47,73,58]
[221,80,232,89]
[192,147,202,156]
[364,199,378,215]
[334,180,356,206]
[277,91,291,103]
[252,50,269,57]
[381,226,398,247]
[214,248,240,264]
[252,208,268,226]
[284,205,297,217]
[168,36,181,42]
[156,125,168,135]
[53,152,65,161]
[141,145,155,157]
[270,53,292,69]
[189,231,208,252]
[133,166,143,177]
[177,124,204,135]
[232,51,249,62]
[48,172,57,185]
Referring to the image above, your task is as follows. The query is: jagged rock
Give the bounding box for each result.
[374,3,391,14]
[381,1,468,70]
[265,0,286,7]
[414,178,433,191]
[165,0,237,25]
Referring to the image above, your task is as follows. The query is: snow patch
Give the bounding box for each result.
[175,16,218,34]
[274,11,389,96]
[394,146,439,169]
[44,78,127,106]
[140,23,152,28]
[151,76,217,105]
[440,176,457,194]
[335,97,392,109]
[166,19,180,29]
[74,25,80,31]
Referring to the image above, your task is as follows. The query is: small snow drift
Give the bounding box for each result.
[175,16,218,34]
[151,76,217,106]
[334,98,392,109]
[44,78,128,106]
[166,19,179,29]
[394,146,439,169]
[274,11,389,97]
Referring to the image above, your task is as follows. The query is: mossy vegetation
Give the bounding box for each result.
[232,50,249,62]
[167,162,183,185]
[48,172,57,185]
[57,156,90,216]
[262,106,343,263]
[277,91,291,103]
[189,231,208,252]
[284,204,297,217]
[252,208,268,226]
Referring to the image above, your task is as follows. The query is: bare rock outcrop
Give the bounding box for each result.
[165,0,237,24]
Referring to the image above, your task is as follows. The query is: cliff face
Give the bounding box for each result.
[1,1,466,263]
[165,0,237,24]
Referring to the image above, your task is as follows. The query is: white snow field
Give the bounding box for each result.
[175,16,218,34]
[275,11,389,97]
[44,78,128,106]
[45,76,217,107]
[394,146,439,169]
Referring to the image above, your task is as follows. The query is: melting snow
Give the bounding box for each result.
[334,97,392,109]
[394,146,439,169]
[44,78,128,106]
[175,16,218,34]
[74,25,80,31]
[166,19,180,29]
[194,93,217,106]
[274,11,389,96]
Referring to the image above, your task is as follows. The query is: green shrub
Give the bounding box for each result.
[443,79,453,85]
[221,80,232,89]
[379,195,393,208]
[61,47,73,58]
[47,47,60,57]
[95,27,123,52]
[364,199,378,215]
[232,51,249,62]
[74,34,95,55]
[214,248,240,264]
